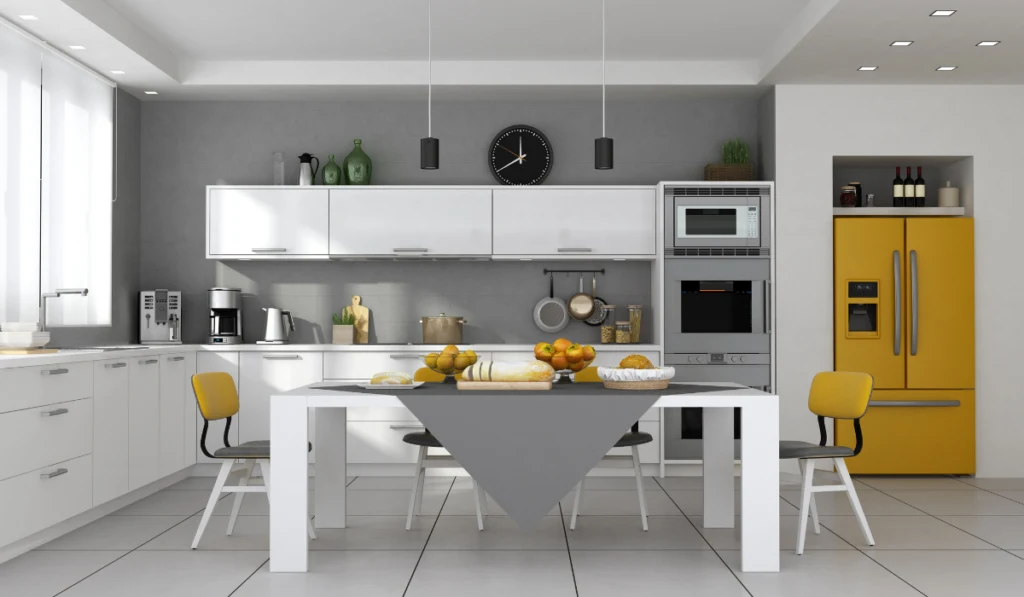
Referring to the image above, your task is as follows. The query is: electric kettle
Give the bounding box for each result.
[297,153,319,186]
[259,307,295,344]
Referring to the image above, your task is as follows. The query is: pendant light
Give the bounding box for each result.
[420,0,439,169]
[594,0,613,170]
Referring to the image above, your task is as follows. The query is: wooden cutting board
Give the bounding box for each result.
[0,348,59,355]
[456,381,552,391]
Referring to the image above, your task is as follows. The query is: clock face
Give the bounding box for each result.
[488,125,553,185]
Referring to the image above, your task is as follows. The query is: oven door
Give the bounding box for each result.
[664,258,770,354]
[672,196,762,248]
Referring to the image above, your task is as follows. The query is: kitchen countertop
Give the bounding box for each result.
[0,343,662,369]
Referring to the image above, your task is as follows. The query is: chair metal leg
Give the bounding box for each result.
[798,460,821,535]
[796,458,815,555]
[191,461,232,549]
[413,449,427,516]
[835,458,874,546]
[226,459,255,536]
[570,477,584,531]
[406,446,426,531]
[478,481,488,517]
[632,446,649,532]
[472,478,484,531]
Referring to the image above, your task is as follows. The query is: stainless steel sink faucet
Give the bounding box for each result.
[39,288,89,331]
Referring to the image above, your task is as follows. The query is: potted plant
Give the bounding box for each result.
[704,137,755,181]
[332,309,355,345]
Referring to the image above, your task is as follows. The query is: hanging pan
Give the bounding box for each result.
[568,274,596,321]
[533,273,569,333]
[584,273,609,326]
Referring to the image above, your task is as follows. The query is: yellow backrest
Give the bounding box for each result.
[414,368,446,382]
[573,367,601,383]
[191,372,240,421]
[808,372,873,419]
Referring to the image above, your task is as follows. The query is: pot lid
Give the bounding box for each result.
[423,313,463,320]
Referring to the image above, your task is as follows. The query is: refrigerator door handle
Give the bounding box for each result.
[893,250,901,356]
[910,249,919,356]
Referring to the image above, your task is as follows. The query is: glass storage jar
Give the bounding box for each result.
[615,321,631,344]
[600,305,617,344]
[839,186,857,207]
[627,305,642,343]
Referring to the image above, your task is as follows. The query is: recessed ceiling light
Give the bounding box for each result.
[18,15,38,20]
[68,45,86,50]
[891,41,914,46]
[977,41,1000,46]
[110,70,125,75]
[858,66,878,71]
[936,66,958,71]
[144,90,158,95]
[930,10,956,17]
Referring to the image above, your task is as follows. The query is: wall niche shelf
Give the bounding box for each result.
[834,207,965,217]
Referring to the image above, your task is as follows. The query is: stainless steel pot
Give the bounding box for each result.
[420,313,466,344]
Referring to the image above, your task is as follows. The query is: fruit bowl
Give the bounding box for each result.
[423,345,478,383]
[533,338,596,383]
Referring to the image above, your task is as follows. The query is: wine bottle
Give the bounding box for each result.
[903,167,915,203]
[914,166,926,207]
[893,166,905,207]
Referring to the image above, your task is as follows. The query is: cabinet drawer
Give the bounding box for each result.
[0,455,92,546]
[0,362,92,414]
[0,398,92,481]
[836,390,975,475]
[323,352,430,380]
[348,422,425,464]
[605,421,660,463]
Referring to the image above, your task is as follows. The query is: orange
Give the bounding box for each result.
[533,342,554,362]
[550,353,569,371]
[552,338,572,354]
[565,343,584,363]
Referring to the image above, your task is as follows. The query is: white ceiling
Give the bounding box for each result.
[0,0,1020,99]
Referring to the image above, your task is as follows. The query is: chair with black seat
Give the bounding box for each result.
[781,371,876,555]
[569,367,653,531]
[190,372,316,549]
[404,369,487,531]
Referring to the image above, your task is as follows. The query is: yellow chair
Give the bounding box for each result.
[781,371,875,554]
[189,372,315,549]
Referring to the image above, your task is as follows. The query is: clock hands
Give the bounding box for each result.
[518,136,523,163]
[498,144,525,161]
[495,154,527,173]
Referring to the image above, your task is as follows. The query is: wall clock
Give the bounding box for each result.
[488,125,553,185]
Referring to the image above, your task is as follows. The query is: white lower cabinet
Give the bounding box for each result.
[195,352,240,463]
[159,355,187,477]
[183,354,198,467]
[0,455,92,547]
[92,359,130,505]
[238,352,322,463]
[347,422,422,464]
[128,357,161,491]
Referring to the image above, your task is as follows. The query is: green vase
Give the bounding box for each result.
[321,154,344,186]
[343,139,372,185]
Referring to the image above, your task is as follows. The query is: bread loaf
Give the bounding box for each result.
[462,360,556,383]
[370,371,413,385]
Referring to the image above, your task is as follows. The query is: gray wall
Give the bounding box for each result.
[140,96,758,344]
[50,89,141,347]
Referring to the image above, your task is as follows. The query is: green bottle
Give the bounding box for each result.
[321,154,344,186]
[343,139,372,185]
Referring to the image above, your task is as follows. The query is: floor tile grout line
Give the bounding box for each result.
[653,477,754,597]
[401,477,456,597]
[226,556,270,597]
[557,502,580,597]
[778,493,930,597]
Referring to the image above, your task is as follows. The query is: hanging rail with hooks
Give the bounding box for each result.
[542,269,605,276]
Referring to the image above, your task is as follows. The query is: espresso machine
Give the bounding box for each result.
[139,290,182,345]
[208,288,243,344]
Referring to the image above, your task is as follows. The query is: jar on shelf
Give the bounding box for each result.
[600,305,617,344]
[839,186,857,207]
[627,305,642,343]
[615,321,631,344]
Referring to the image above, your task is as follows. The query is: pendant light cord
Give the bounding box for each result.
[427,0,432,138]
[601,0,606,138]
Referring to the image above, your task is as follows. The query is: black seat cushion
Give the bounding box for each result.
[402,432,443,448]
[210,440,312,459]
[614,431,654,448]
[779,440,854,460]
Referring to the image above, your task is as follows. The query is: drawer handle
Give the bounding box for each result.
[393,248,429,253]
[167,356,185,362]
[263,355,302,360]
[557,247,593,253]
[40,408,69,417]
[252,247,287,253]
[40,468,68,479]
[389,354,428,360]
[104,362,127,369]
[868,400,961,408]
[389,424,426,431]
[139,359,158,365]
[41,368,69,376]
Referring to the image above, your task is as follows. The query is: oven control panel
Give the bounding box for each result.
[675,353,771,365]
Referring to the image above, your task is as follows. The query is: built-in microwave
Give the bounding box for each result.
[665,193,770,250]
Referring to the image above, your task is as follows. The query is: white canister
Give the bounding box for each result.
[938,181,960,208]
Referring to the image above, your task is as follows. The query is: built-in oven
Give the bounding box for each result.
[665,191,770,250]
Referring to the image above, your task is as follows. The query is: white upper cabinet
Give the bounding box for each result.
[492,188,656,257]
[208,187,330,258]
[329,189,492,257]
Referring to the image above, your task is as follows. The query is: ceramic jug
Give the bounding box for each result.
[298,153,319,186]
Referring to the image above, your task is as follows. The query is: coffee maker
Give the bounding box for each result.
[139,290,182,345]
[208,288,243,344]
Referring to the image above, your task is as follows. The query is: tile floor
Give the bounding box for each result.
[4,475,1024,596]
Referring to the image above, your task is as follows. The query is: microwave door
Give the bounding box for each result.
[672,196,761,248]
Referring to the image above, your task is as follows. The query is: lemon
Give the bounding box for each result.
[424,352,439,369]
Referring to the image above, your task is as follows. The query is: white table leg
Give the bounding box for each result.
[314,407,347,528]
[269,398,309,572]
[702,407,735,528]
[740,400,780,572]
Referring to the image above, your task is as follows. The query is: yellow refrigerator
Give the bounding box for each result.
[834,217,975,475]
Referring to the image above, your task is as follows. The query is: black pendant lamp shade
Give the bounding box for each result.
[420,137,439,170]
[595,137,613,170]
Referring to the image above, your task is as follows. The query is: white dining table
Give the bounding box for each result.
[269,381,780,573]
